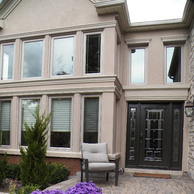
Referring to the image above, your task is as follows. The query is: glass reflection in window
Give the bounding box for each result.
[1,44,14,80]
[166,46,181,83]
[52,37,74,76]
[23,40,43,78]
[131,48,145,83]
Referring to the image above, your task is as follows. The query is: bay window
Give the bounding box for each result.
[1,44,14,80]
[0,101,11,145]
[22,40,43,78]
[21,99,40,146]
[83,97,99,143]
[85,33,101,74]
[52,36,74,76]
[51,98,72,148]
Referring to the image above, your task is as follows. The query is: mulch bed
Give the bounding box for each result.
[0,178,22,193]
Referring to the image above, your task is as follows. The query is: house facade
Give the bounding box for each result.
[0,0,194,177]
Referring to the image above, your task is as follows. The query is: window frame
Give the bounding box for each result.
[0,42,15,81]
[48,96,73,151]
[83,32,103,75]
[81,95,101,144]
[51,35,75,78]
[21,39,44,79]
[0,99,11,147]
[19,97,40,146]
[164,45,183,84]
[129,47,147,84]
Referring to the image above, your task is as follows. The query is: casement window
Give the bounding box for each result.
[21,99,40,146]
[85,33,101,74]
[0,101,11,145]
[166,46,181,83]
[52,36,74,76]
[83,97,99,143]
[1,44,14,80]
[22,40,43,78]
[51,98,72,148]
[130,48,145,84]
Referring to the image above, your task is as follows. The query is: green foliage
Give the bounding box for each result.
[6,163,20,180]
[16,184,40,194]
[0,154,7,186]
[48,163,70,184]
[20,105,51,190]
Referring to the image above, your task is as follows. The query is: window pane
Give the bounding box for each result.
[21,99,39,145]
[131,48,145,83]
[51,98,72,148]
[1,44,14,80]
[23,41,43,78]
[0,101,11,145]
[52,37,74,76]
[85,34,101,74]
[84,97,99,143]
[166,47,181,83]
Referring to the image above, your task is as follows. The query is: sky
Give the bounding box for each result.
[127,0,187,23]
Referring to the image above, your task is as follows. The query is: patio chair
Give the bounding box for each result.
[80,143,120,186]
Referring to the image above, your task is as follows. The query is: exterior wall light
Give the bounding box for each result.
[185,101,194,117]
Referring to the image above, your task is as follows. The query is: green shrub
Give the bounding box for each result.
[48,163,70,184]
[16,184,40,194]
[20,106,51,190]
[0,154,7,186]
[6,163,20,180]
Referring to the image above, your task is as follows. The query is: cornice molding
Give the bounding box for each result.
[126,38,151,47]
[0,0,21,20]
[161,35,189,45]
[0,20,117,41]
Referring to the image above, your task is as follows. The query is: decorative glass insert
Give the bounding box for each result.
[51,98,72,148]
[172,108,180,162]
[144,109,164,161]
[52,37,74,76]
[166,46,181,83]
[1,44,14,80]
[128,108,136,160]
[21,99,39,146]
[23,40,43,78]
[83,97,99,143]
[85,34,101,74]
[131,48,145,83]
[0,101,11,145]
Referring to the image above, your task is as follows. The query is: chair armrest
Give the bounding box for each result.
[108,153,121,160]
[81,158,89,171]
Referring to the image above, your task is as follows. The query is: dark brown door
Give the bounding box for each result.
[126,103,183,170]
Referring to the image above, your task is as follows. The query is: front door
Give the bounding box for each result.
[126,103,183,170]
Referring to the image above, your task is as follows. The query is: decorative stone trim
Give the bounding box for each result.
[161,35,188,45]
[126,38,151,47]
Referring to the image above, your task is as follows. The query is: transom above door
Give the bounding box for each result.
[126,102,183,170]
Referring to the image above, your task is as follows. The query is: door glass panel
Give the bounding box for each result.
[172,108,180,162]
[128,108,136,160]
[145,109,164,161]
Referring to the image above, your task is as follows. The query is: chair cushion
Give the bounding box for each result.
[88,163,115,171]
[84,152,109,163]
[82,143,109,163]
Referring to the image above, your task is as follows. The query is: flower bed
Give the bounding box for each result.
[32,181,102,194]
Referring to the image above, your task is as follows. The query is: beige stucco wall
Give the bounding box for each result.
[0,0,192,172]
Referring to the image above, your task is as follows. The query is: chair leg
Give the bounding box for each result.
[85,171,89,182]
[115,170,118,186]
[106,173,109,181]
[81,170,83,182]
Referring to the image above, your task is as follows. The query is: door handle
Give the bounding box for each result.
[140,132,143,144]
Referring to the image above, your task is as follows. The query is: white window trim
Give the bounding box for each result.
[83,32,103,76]
[50,35,75,78]
[48,96,73,151]
[81,95,101,144]
[0,42,15,81]
[19,97,41,146]
[129,47,147,85]
[164,45,183,84]
[21,39,44,80]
